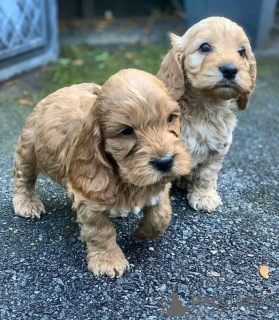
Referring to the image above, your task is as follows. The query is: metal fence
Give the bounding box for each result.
[0,0,58,81]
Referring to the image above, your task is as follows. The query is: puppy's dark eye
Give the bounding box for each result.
[200,43,211,53]
[238,48,246,57]
[121,127,134,136]
[167,114,176,124]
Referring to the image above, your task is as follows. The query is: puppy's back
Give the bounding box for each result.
[18,83,101,185]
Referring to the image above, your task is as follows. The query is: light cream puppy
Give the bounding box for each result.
[157,17,256,212]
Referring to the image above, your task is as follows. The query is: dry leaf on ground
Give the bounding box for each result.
[259,265,269,279]
[18,99,33,107]
[23,90,29,97]
[125,52,135,59]
[4,80,17,87]
[41,66,49,71]
[72,59,84,66]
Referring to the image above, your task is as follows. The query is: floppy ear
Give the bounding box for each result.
[237,51,257,110]
[68,108,116,205]
[157,33,185,101]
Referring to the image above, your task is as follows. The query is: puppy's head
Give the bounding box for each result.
[158,17,257,110]
[69,69,190,205]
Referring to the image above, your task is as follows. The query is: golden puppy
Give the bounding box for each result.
[157,17,257,212]
[13,69,190,277]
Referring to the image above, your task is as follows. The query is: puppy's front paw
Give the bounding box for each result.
[13,194,45,219]
[87,247,130,278]
[135,226,161,241]
[187,190,222,213]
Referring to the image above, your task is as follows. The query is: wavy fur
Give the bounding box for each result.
[158,17,257,212]
[13,69,191,277]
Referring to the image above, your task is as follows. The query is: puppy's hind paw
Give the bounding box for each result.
[13,194,46,219]
[187,190,222,213]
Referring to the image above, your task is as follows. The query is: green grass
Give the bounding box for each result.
[41,43,169,96]
[41,44,279,99]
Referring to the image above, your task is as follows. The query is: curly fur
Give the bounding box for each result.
[13,69,191,277]
[157,17,257,212]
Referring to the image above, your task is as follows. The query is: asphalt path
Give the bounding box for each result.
[0,57,278,319]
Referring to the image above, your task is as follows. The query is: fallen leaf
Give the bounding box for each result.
[127,39,138,45]
[125,52,135,59]
[23,90,29,97]
[41,66,49,71]
[259,265,269,279]
[18,99,33,107]
[72,59,84,66]
[4,80,17,87]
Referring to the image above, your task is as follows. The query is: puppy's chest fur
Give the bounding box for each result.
[109,191,164,217]
[179,98,237,168]
[71,183,167,217]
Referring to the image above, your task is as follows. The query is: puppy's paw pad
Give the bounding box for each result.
[187,190,222,213]
[88,249,129,278]
[13,195,45,219]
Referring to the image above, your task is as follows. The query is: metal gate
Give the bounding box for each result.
[0,0,58,81]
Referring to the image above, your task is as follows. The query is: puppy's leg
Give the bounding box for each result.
[135,185,172,241]
[77,203,129,278]
[175,175,188,189]
[187,151,225,213]
[13,132,45,218]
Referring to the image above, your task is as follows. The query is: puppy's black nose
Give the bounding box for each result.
[152,155,174,172]
[220,64,238,80]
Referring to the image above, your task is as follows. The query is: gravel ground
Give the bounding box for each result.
[0,55,279,320]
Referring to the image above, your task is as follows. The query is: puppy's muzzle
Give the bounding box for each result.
[219,64,238,80]
[151,155,174,172]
